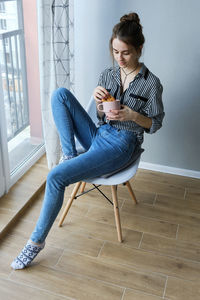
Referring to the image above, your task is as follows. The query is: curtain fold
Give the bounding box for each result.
[37,0,74,169]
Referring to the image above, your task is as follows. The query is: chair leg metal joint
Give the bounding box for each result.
[93,184,113,205]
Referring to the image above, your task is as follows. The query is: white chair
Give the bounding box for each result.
[58,97,142,242]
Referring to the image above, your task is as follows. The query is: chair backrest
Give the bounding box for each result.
[86,96,99,125]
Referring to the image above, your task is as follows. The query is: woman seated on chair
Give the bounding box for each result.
[11,12,165,269]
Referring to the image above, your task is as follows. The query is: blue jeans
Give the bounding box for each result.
[30,88,137,243]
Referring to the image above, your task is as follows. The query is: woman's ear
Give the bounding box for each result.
[137,45,143,58]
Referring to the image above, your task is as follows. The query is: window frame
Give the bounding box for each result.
[0,0,45,195]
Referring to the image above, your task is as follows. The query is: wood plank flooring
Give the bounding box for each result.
[0,155,48,238]
[0,166,200,299]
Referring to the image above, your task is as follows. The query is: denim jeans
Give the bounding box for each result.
[30,88,137,243]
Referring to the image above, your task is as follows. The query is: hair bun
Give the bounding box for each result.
[110,12,145,52]
[120,12,141,26]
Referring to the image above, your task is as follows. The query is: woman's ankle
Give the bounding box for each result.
[28,239,44,246]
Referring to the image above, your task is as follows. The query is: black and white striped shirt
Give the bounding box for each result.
[97,63,165,145]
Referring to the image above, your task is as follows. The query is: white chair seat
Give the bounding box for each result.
[84,156,140,185]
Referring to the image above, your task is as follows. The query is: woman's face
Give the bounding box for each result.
[112,38,139,69]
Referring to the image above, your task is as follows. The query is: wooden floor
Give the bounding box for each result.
[0,166,200,300]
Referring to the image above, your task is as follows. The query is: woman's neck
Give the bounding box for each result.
[120,62,141,94]
[122,62,140,74]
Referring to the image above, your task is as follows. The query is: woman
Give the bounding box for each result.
[11,12,164,269]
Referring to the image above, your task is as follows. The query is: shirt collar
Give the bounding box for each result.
[137,63,149,80]
[112,62,149,85]
[111,67,121,86]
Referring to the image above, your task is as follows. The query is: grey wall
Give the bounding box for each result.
[74,0,119,103]
[74,0,200,172]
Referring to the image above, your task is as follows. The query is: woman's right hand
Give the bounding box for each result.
[93,86,109,102]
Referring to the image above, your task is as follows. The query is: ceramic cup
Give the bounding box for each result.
[97,100,120,116]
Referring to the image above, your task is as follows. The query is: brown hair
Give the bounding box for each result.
[109,12,145,60]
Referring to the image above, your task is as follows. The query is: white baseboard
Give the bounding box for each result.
[139,161,200,179]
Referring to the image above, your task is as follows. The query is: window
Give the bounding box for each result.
[5,51,10,63]
[0,19,7,30]
[0,0,44,196]
[0,2,6,13]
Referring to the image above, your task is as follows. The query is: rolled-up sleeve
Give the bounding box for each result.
[96,71,106,122]
[97,71,105,87]
[143,83,165,134]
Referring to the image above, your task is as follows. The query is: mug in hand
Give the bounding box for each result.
[97,99,120,117]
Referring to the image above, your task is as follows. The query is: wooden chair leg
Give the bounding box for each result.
[111,185,122,243]
[80,182,86,193]
[125,181,138,204]
[58,181,82,227]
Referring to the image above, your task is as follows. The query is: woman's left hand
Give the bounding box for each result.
[106,105,136,122]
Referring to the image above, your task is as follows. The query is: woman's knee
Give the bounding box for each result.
[51,87,72,107]
[53,87,70,97]
[46,168,65,191]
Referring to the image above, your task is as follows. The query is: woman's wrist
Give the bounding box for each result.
[131,110,138,122]
[132,111,152,129]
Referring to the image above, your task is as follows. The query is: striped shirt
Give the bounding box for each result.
[97,63,165,145]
